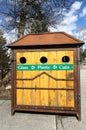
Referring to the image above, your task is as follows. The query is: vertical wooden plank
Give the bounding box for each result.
[16,52,23,105]
[57,90,67,107]
[58,81,66,88]
[66,90,74,107]
[23,90,31,105]
[48,79,57,106]
[39,90,48,106]
[48,89,57,106]
[48,51,57,106]
[66,81,74,107]
[39,51,48,66]
[67,81,74,89]
[32,77,40,105]
[65,51,74,64]
[47,51,57,77]
[16,52,23,79]
[16,80,22,88]
[40,74,49,106]
[57,51,67,107]
[66,51,74,80]
[31,52,40,105]
[22,52,32,105]
[30,51,40,79]
[57,51,66,79]
[23,80,32,88]
[58,81,67,107]
[22,52,32,79]
[16,90,23,105]
[16,52,22,64]
[66,70,74,80]
[39,51,49,106]
[65,51,74,107]
[35,89,40,106]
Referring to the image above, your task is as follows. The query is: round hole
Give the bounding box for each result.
[20,57,26,64]
[40,56,48,64]
[62,56,70,63]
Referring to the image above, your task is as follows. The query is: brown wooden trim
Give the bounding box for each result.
[11,50,16,115]
[9,44,83,50]
[77,47,81,120]
[14,48,76,52]
[16,105,76,110]
[16,87,75,90]
[16,78,74,81]
[12,105,80,119]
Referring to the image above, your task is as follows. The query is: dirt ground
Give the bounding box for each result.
[0,87,11,100]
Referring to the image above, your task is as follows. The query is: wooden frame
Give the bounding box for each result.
[11,47,81,120]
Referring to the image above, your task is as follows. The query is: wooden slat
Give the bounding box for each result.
[35,90,40,105]
[58,81,66,107]
[23,80,32,88]
[57,51,66,79]
[16,52,23,79]
[22,52,31,79]
[65,51,74,107]
[16,53,23,105]
[31,52,40,105]
[41,90,49,106]
[66,90,74,107]
[16,89,23,105]
[39,74,49,105]
[47,51,57,77]
[47,51,57,106]
[39,51,48,106]
[16,71,23,79]
[57,80,66,107]
[49,89,57,106]
[23,90,31,105]
[49,78,58,106]
[16,80,22,88]
[67,81,74,89]
[16,52,22,64]
[65,51,74,64]
[22,52,33,105]
[66,51,74,80]
[57,51,66,107]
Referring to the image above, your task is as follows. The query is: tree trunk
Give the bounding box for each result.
[17,0,28,38]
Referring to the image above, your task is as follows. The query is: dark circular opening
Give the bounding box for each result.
[20,57,26,64]
[40,56,48,64]
[62,56,70,63]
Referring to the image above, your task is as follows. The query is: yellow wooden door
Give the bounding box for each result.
[16,50,74,108]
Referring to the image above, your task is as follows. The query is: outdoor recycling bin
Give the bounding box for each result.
[8,32,84,120]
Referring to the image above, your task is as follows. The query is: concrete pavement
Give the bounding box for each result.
[0,68,86,130]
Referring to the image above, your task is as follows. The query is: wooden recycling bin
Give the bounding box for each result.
[8,32,84,120]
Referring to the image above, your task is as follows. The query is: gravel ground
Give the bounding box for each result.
[0,68,86,130]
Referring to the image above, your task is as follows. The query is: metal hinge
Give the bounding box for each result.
[11,59,16,63]
[75,60,80,65]
[76,94,80,105]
